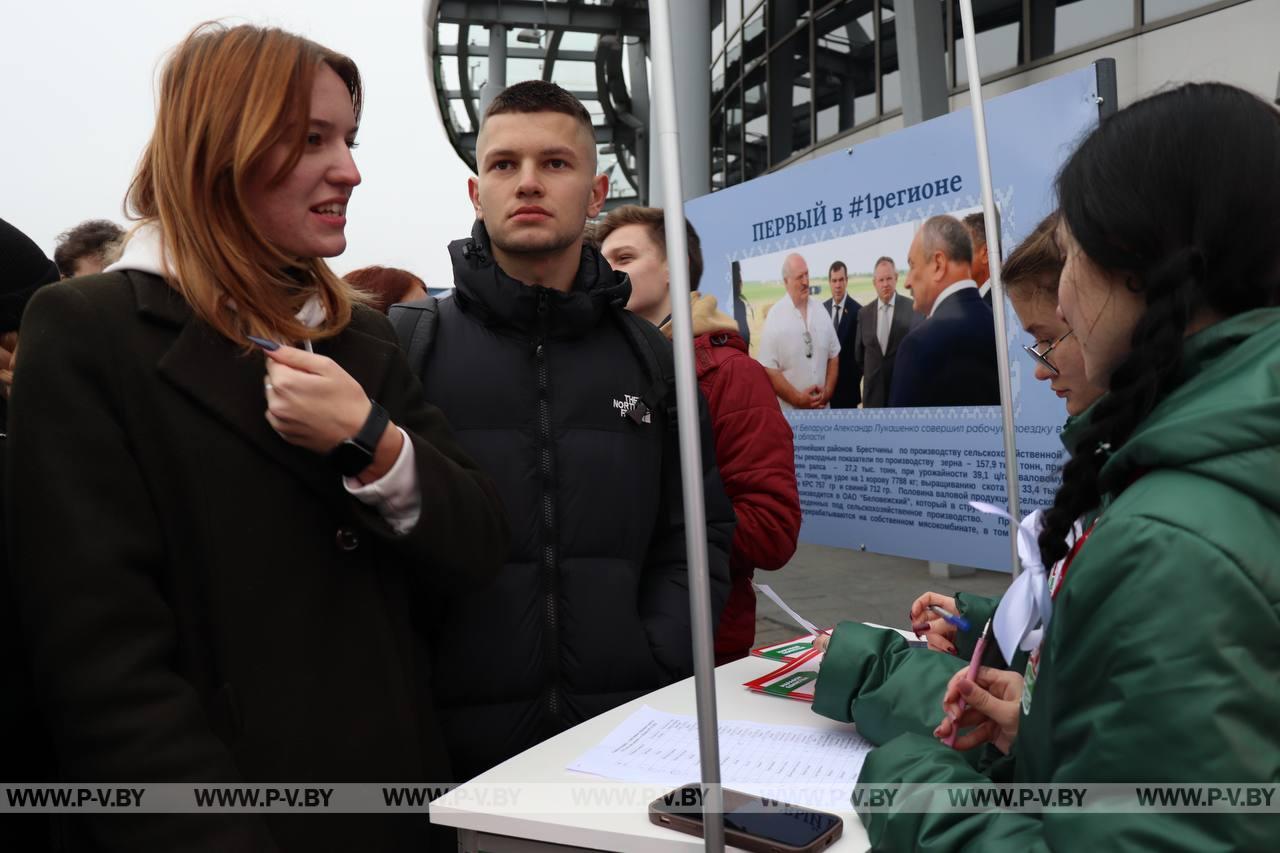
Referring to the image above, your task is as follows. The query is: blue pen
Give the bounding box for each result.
[246,335,281,351]
[929,604,971,633]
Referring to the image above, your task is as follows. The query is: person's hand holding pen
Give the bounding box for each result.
[934,664,1024,754]
[909,592,963,654]
[249,336,405,483]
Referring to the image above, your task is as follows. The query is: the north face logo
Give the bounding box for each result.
[612,394,651,424]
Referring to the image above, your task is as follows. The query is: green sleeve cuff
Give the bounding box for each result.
[953,592,999,660]
[858,733,1018,851]
[811,621,875,723]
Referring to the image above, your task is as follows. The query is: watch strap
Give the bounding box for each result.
[352,400,390,453]
[331,399,390,477]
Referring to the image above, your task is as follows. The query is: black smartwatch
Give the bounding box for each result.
[330,400,390,477]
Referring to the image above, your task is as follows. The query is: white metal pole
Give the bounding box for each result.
[480,24,508,116]
[958,0,1023,578]
[648,1,724,849]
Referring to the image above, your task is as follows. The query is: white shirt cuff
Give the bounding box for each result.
[342,427,421,535]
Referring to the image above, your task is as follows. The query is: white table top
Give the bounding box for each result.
[431,629,912,852]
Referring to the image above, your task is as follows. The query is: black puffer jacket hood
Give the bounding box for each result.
[448,220,631,340]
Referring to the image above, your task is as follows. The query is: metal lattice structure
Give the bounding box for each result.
[424,0,654,207]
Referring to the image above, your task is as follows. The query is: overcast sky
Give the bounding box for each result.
[4,0,475,287]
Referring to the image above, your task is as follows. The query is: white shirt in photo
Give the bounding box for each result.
[757,295,841,410]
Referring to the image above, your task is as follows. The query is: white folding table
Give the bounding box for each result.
[432,626,914,852]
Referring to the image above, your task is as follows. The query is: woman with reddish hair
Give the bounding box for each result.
[344,265,430,314]
[7,23,507,852]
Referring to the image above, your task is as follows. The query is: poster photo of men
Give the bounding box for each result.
[737,209,1002,410]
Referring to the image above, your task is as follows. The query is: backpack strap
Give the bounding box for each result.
[388,296,439,381]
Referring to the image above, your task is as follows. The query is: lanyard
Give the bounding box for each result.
[1050,518,1096,601]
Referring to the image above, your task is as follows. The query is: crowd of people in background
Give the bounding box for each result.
[1,17,1276,853]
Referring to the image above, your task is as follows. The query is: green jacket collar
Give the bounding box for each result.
[1099,307,1280,511]
[1058,403,1098,458]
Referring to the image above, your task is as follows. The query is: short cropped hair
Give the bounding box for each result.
[1002,211,1063,299]
[54,219,125,278]
[828,260,847,279]
[873,255,896,272]
[920,215,973,265]
[962,209,1001,250]
[595,205,704,291]
[344,265,427,314]
[483,80,593,135]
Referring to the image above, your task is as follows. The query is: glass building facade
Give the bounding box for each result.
[710,0,1246,190]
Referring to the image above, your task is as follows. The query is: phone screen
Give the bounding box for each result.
[724,804,840,846]
[657,788,840,847]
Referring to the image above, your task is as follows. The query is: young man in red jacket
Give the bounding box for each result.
[598,206,802,663]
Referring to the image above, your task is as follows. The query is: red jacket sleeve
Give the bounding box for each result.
[703,350,802,571]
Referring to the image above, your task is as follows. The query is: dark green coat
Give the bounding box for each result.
[813,622,969,747]
[810,410,1103,740]
[856,309,1280,851]
[809,599,1001,773]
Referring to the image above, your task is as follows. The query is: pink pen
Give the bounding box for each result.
[944,618,991,748]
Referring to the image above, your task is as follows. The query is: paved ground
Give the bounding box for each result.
[750,543,1011,648]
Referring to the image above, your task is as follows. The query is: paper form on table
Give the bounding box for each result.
[567,705,873,810]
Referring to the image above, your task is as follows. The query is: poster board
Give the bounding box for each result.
[686,64,1112,571]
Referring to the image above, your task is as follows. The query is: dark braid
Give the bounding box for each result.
[1038,83,1280,567]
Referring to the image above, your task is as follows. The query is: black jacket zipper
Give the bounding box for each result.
[535,291,560,720]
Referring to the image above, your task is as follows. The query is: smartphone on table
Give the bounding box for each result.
[649,784,843,853]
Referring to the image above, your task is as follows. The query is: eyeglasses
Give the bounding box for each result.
[1022,330,1073,376]
[803,331,813,358]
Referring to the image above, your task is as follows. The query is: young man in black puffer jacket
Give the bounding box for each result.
[410,81,734,781]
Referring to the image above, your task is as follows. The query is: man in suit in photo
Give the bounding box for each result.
[822,261,861,408]
[852,255,920,408]
[963,210,998,305]
[889,215,1001,408]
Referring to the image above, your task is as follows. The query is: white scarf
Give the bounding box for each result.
[969,501,1082,664]
[107,222,327,344]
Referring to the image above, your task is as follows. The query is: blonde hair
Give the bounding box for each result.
[127,22,365,344]
[1002,211,1064,301]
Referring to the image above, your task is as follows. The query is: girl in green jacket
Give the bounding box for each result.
[909,211,1107,660]
[860,82,1280,852]
[814,212,1106,744]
